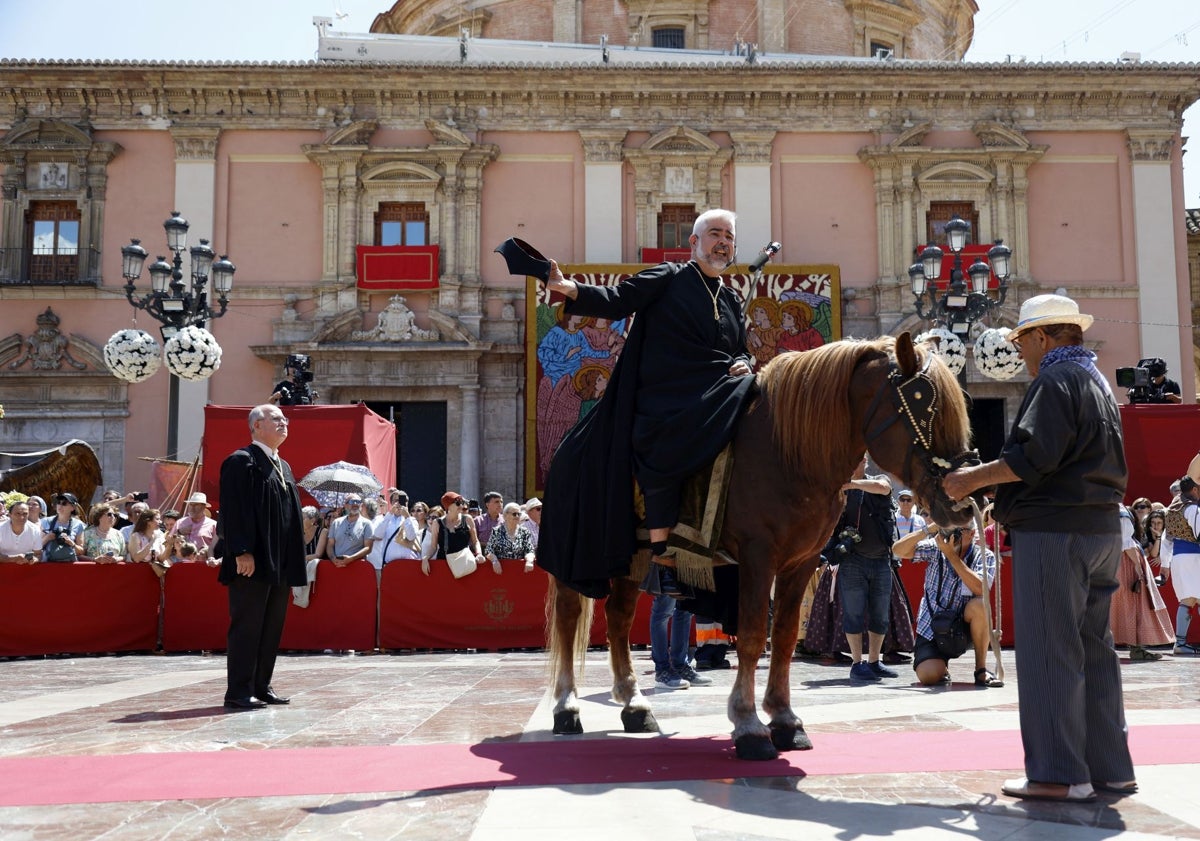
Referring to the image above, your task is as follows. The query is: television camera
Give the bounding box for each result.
[1114,358,1173,404]
[273,353,318,406]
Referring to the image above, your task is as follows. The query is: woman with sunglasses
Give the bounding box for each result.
[410,503,435,575]
[485,502,537,574]
[1130,498,1154,526]
[81,503,125,563]
[425,492,485,573]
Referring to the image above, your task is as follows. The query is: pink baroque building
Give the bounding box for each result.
[0,0,1197,504]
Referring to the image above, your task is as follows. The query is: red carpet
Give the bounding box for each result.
[0,725,1195,807]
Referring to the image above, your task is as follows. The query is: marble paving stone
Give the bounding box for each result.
[0,647,1197,840]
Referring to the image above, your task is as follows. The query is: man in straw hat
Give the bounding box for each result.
[172,491,218,562]
[944,294,1134,803]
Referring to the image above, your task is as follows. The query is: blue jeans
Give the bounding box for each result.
[650,593,693,672]
[837,552,892,635]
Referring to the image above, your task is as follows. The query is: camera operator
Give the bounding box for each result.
[830,454,897,682]
[1147,359,1181,404]
[893,522,999,687]
[270,354,318,406]
[1123,358,1180,404]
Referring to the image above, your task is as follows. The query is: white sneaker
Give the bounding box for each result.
[675,664,713,686]
[654,671,689,690]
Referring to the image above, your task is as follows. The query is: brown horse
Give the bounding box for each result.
[546,332,977,760]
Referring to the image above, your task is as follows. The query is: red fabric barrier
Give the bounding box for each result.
[280,560,378,651]
[1119,404,1200,505]
[896,557,1014,647]
[200,404,397,511]
[161,562,228,652]
[381,559,551,650]
[591,591,654,647]
[0,562,160,656]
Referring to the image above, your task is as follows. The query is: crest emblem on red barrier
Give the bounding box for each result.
[484,589,514,623]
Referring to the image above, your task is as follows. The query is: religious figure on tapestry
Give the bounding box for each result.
[524,265,840,496]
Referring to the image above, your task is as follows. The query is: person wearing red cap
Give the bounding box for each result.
[426,492,488,573]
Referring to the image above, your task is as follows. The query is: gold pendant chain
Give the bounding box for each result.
[695,265,721,321]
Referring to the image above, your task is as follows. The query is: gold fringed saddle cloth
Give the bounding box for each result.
[631,443,735,592]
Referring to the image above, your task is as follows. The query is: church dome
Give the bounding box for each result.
[371,0,976,61]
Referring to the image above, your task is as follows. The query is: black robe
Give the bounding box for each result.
[217,444,308,587]
[538,261,755,597]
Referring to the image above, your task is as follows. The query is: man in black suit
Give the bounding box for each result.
[218,403,307,709]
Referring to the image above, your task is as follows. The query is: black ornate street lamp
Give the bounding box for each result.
[908,215,1012,337]
[121,211,235,340]
[118,211,235,457]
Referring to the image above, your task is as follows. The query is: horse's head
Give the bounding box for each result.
[864,332,978,527]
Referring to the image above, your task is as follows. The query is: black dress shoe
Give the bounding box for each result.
[257,690,290,705]
[224,697,266,710]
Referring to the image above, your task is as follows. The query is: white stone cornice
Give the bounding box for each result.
[2,65,1196,136]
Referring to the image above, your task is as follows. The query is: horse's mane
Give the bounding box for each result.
[757,337,972,481]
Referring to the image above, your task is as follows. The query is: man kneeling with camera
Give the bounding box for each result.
[893,522,999,687]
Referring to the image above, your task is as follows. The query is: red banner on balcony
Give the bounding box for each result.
[640,247,692,263]
[356,245,440,290]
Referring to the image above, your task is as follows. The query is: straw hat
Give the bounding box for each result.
[1009,294,1093,340]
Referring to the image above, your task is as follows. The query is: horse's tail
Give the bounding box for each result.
[545,576,594,689]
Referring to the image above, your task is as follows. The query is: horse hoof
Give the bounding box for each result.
[552,710,583,735]
[621,708,660,733]
[770,724,813,752]
[734,733,779,761]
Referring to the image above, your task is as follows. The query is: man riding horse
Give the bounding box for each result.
[538,208,756,599]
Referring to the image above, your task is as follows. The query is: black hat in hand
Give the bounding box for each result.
[494,237,551,282]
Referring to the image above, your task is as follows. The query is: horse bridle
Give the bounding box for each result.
[863,355,979,483]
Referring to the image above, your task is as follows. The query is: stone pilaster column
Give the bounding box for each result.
[729,131,775,259]
[459,383,481,497]
[169,124,221,463]
[580,130,626,263]
[1127,128,1185,386]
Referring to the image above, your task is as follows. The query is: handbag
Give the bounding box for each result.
[930,608,970,658]
[43,534,78,562]
[445,546,478,578]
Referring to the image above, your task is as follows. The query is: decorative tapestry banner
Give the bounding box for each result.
[523,263,841,498]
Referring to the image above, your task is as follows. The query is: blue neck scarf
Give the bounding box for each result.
[1040,344,1113,397]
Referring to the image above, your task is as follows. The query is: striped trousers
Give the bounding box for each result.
[1010,529,1134,784]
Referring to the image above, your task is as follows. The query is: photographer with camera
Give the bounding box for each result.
[1117,357,1181,405]
[270,354,318,406]
[892,522,998,687]
[829,454,898,682]
[41,492,85,562]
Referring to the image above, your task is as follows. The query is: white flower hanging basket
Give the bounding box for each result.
[103,328,162,384]
[915,327,967,377]
[164,325,223,381]
[974,327,1025,381]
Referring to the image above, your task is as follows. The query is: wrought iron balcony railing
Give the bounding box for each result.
[0,247,102,286]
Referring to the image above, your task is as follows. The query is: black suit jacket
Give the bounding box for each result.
[217,444,307,587]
